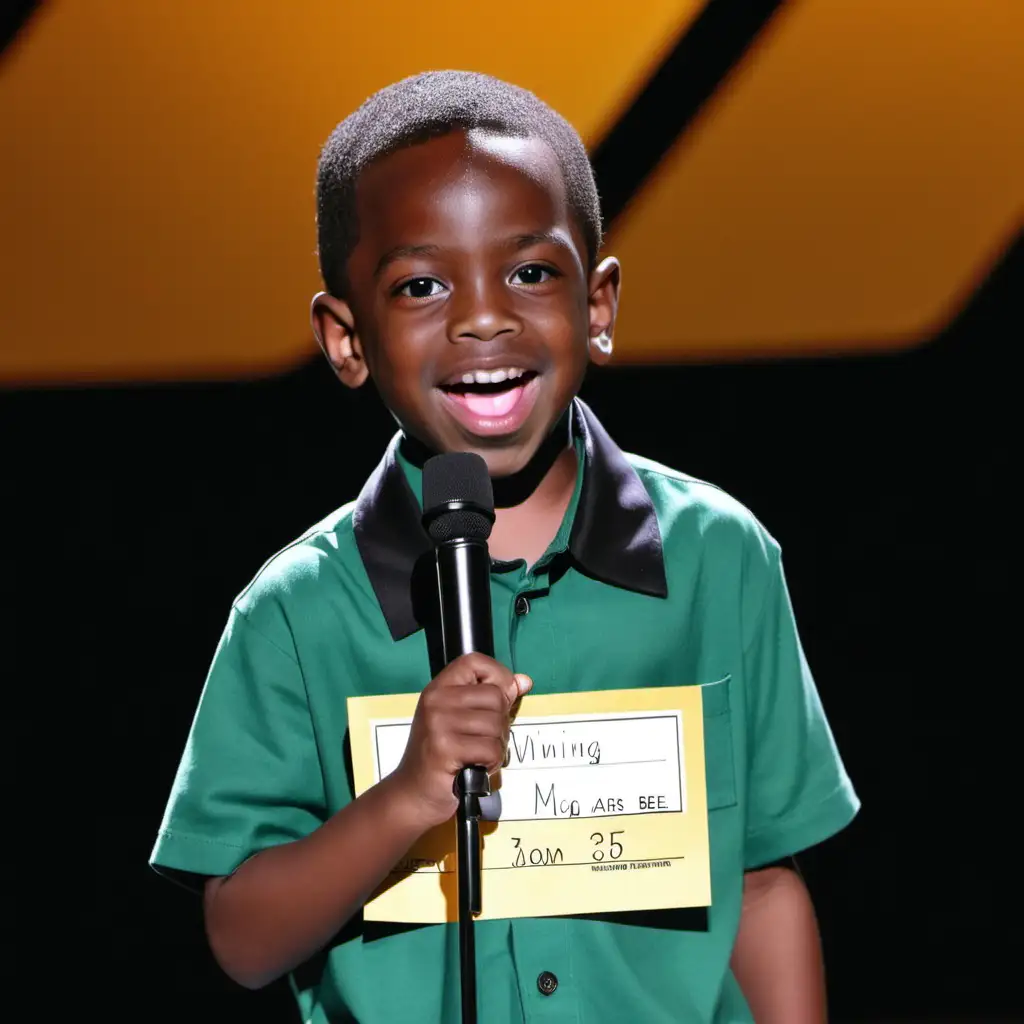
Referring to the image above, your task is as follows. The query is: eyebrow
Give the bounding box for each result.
[509,230,571,252]
[372,231,573,280]
[373,244,440,280]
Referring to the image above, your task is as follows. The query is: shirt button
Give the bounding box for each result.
[515,595,530,616]
[536,971,558,996]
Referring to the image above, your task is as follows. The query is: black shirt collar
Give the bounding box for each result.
[352,398,668,641]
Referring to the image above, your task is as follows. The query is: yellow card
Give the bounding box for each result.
[347,686,710,923]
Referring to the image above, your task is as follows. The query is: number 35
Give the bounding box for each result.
[590,830,624,861]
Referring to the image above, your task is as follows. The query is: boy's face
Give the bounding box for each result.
[312,129,619,478]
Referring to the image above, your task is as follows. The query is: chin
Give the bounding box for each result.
[458,435,536,477]
[480,452,530,478]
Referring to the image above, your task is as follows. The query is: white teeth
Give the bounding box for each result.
[458,367,526,385]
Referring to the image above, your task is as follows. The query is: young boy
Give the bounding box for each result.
[151,71,859,1022]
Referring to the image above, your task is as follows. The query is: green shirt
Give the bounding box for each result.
[151,399,859,1022]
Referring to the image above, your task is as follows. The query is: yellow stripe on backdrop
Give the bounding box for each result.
[0,0,700,383]
[607,0,1024,361]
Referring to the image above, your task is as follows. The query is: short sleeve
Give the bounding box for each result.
[149,605,327,888]
[742,548,859,869]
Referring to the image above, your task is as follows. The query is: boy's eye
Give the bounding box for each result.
[511,264,556,286]
[398,277,446,299]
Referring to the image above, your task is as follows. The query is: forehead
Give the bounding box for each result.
[352,130,573,251]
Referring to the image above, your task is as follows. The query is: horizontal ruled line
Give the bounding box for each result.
[499,807,681,822]
[485,856,686,872]
[388,855,686,876]
[503,758,668,771]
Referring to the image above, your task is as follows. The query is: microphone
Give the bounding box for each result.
[422,451,497,667]
[421,451,496,921]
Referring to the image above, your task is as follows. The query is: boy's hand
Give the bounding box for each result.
[389,653,532,831]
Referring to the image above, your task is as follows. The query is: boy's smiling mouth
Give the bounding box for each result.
[436,365,542,438]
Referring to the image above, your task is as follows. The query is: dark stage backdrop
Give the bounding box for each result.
[12,235,1010,1020]
[5,3,1019,1020]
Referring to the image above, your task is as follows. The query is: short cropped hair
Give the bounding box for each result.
[316,70,602,297]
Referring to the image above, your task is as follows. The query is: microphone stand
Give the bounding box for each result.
[434,535,494,1024]
[455,765,488,1024]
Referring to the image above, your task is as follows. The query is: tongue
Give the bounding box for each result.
[454,385,523,418]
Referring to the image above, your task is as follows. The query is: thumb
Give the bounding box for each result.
[513,674,533,698]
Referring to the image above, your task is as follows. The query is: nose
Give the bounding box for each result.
[447,276,521,344]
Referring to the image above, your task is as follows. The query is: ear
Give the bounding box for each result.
[586,257,621,366]
[311,291,369,389]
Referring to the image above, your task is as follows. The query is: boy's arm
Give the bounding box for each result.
[204,773,428,990]
[730,865,827,1023]
[733,538,859,1021]
[202,653,529,990]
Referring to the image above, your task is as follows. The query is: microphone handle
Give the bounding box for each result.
[435,536,493,918]
[436,537,495,663]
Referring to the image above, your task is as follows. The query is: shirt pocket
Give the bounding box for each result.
[701,676,738,810]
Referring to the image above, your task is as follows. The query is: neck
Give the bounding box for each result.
[488,444,576,565]
[491,411,577,564]
[491,409,572,508]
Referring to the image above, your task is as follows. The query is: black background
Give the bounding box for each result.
[7,1,1020,1019]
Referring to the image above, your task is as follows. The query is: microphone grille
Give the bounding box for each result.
[422,452,494,543]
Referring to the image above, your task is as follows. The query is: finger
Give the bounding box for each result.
[503,673,532,710]
[438,653,512,688]
[446,736,506,773]
[446,710,509,738]
[446,682,510,713]
[459,673,527,710]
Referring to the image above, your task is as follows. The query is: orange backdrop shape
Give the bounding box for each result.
[0,0,699,383]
